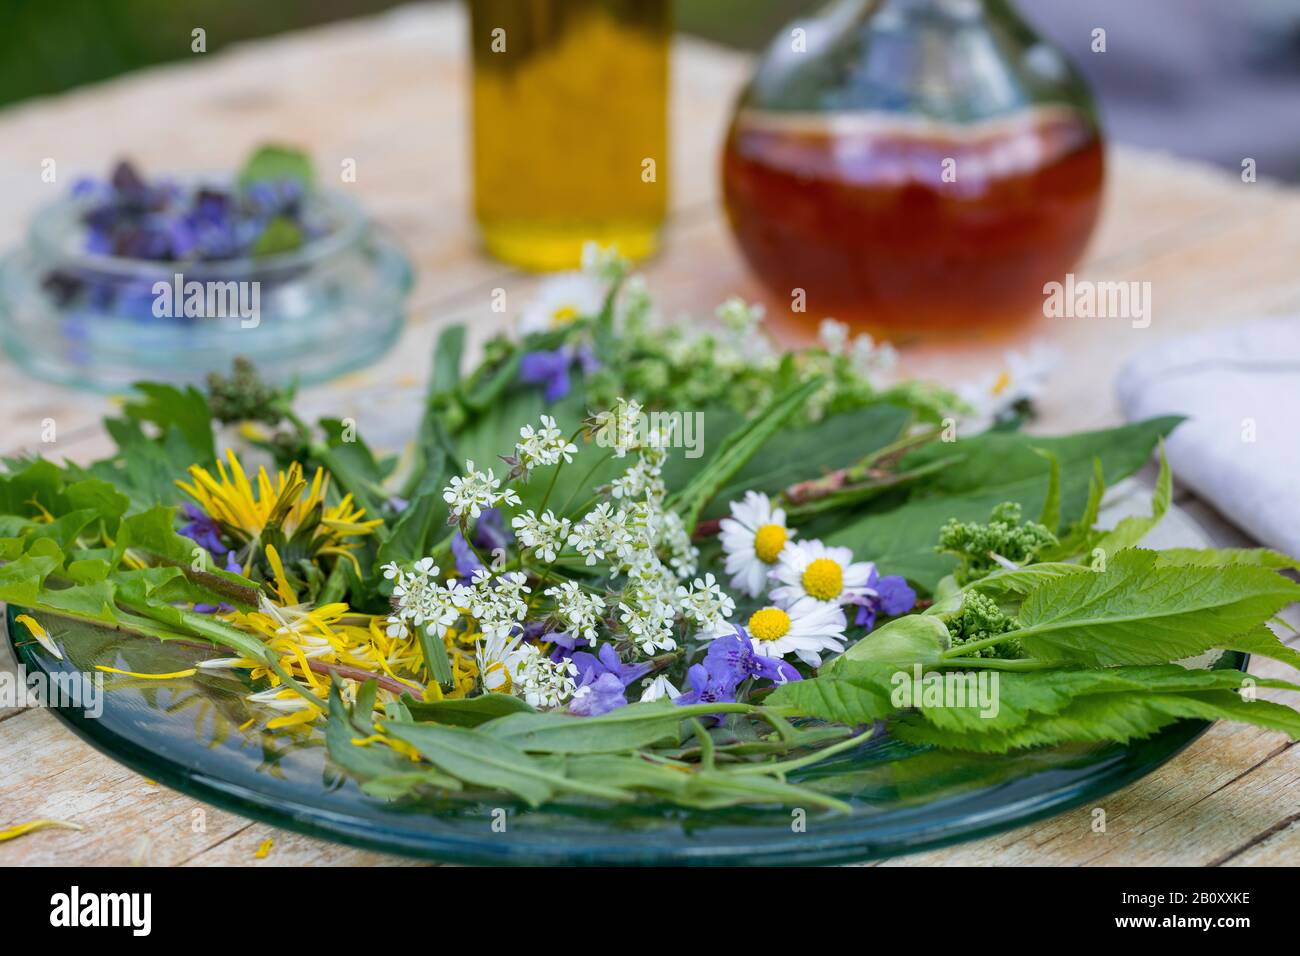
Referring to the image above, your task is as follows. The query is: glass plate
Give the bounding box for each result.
[3,495,1238,865]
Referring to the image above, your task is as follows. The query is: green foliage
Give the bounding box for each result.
[937,501,1058,585]
[824,417,1180,589]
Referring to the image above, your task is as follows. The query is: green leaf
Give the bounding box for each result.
[250,217,303,256]
[1036,448,1061,531]
[1090,441,1172,555]
[380,720,632,806]
[668,376,825,531]
[1008,549,1300,667]
[834,613,950,668]
[1153,548,1300,572]
[826,417,1179,589]
[402,692,535,728]
[767,667,899,726]
[480,700,692,754]
[238,143,315,189]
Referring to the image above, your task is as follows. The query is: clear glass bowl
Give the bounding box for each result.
[0,186,412,392]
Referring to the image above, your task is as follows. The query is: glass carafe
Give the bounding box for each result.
[722,0,1104,341]
[469,0,671,271]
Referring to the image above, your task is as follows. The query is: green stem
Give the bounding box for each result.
[725,720,876,776]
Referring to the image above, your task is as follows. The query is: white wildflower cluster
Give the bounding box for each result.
[591,397,643,458]
[515,645,579,708]
[543,580,606,642]
[381,558,465,639]
[465,569,531,640]
[442,460,520,520]
[515,414,577,473]
[818,319,897,377]
[675,573,735,629]
[511,509,570,563]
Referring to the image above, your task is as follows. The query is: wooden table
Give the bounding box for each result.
[1,3,1297,866]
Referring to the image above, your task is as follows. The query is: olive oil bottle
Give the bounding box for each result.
[469,0,670,271]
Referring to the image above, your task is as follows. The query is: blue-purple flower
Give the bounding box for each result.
[569,672,629,716]
[850,569,917,630]
[674,664,738,709]
[704,627,801,687]
[518,344,601,402]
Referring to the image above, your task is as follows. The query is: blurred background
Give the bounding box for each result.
[6,0,1300,180]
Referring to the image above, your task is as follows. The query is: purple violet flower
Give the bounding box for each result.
[850,569,917,630]
[519,349,572,402]
[518,345,600,402]
[675,663,738,709]
[571,643,652,690]
[569,672,628,717]
[704,626,801,687]
[180,504,228,557]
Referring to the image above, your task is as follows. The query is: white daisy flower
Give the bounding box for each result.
[957,342,1060,433]
[519,272,605,335]
[710,597,847,668]
[639,673,681,703]
[719,491,795,598]
[769,539,878,609]
[516,414,577,472]
[475,631,528,696]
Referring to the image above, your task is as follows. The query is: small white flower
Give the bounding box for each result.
[850,332,896,377]
[386,560,465,637]
[515,645,579,709]
[769,539,879,609]
[819,318,850,355]
[519,272,605,335]
[618,595,677,654]
[544,580,607,642]
[443,460,517,520]
[512,509,571,563]
[676,573,735,629]
[516,414,578,472]
[581,241,629,282]
[466,569,531,639]
[957,342,1060,433]
[591,398,643,458]
[710,597,847,668]
[568,502,634,566]
[719,491,795,598]
[640,673,681,703]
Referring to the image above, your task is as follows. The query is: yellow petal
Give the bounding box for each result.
[95,666,198,680]
[0,818,82,842]
[254,837,273,859]
[15,614,62,661]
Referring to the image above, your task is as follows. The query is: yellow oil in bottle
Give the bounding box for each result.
[469,0,670,271]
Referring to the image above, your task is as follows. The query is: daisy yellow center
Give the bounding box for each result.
[483,661,512,694]
[753,523,787,564]
[550,304,580,327]
[991,370,1012,397]
[802,558,843,601]
[748,607,792,642]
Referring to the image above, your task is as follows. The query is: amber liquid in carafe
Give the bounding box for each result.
[722,106,1105,340]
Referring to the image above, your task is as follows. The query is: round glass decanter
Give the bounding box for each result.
[722,0,1105,342]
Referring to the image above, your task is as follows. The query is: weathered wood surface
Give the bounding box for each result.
[1,3,1297,866]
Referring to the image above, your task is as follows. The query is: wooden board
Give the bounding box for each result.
[1,3,1297,866]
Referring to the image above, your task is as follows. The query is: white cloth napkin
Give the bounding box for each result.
[1115,316,1300,558]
